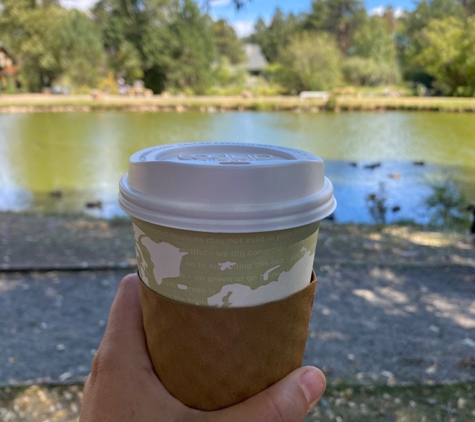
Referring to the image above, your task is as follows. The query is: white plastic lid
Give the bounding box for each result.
[119,142,336,233]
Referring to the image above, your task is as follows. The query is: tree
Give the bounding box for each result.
[352,16,392,61]
[397,0,465,86]
[92,0,178,92]
[250,9,299,62]
[345,15,401,85]
[343,57,400,86]
[0,1,104,91]
[461,0,475,16]
[212,56,246,87]
[402,0,464,36]
[161,0,216,93]
[93,0,216,93]
[0,0,103,91]
[275,32,343,92]
[112,41,144,82]
[211,19,245,64]
[416,17,475,95]
[91,0,144,82]
[303,0,366,54]
[60,9,105,87]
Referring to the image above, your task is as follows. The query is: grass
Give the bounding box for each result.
[2,94,475,113]
[305,382,475,422]
[1,382,474,421]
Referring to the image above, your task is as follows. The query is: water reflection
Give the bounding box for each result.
[0,111,474,223]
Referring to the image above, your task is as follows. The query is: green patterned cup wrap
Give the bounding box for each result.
[132,218,320,308]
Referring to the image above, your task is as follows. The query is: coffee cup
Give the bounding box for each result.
[119,142,336,409]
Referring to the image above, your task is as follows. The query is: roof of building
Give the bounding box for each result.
[244,43,268,72]
[0,42,11,55]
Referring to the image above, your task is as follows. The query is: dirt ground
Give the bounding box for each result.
[1,212,474,421]
[2,212,473,271]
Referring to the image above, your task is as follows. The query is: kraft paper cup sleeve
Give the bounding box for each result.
[139,271,318,411]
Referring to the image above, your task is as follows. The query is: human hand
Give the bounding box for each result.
[80,274,326,422]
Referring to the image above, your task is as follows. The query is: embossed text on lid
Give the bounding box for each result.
[136,142,315,165]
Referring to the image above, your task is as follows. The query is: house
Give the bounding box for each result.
[0,43,20,92]
[244,43,268,75]
[0,44,14,71]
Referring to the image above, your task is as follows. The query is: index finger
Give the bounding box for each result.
[99,273,153,371]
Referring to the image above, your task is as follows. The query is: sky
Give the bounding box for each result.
[61,0,415,37]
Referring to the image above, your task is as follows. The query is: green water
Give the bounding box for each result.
[1,111,474,223]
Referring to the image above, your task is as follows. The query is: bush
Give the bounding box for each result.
[251,81,284,96]
[70,85,92,95]
[274,32,343,93]
[5,75,17,94]
[343,57,401,86]
[206,85,245,96]
[212,56,247,87]
[97,71,119,95]
[366,182,388,224]
[425,178,467,227]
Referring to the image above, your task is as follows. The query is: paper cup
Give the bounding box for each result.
[119,143,336,409]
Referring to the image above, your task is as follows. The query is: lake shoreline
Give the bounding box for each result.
[2,94,475,113]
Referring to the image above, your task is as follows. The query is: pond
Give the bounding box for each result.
[1,111,474,224]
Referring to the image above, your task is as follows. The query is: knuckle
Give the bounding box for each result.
[266,390,298,422]
[120,273,138,290]
[90,344,119,377]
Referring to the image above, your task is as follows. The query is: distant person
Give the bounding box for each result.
[80,274,326,422]
[118,77,127,96]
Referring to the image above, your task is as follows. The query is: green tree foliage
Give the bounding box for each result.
[92,0,177,91]
[402,0,464,37]
[111,41,144,82]
[343,57,400,86]
[415,17,475,96]
[353,16,392,61]
[211,19,245,64]
[3,0,475,96]
[13,7,66,91]
[425,177,467,226]
[159,0,216,93]
[0,1,104,91]
[93,0,215,93]
[399,0,465,85]
[275,32,343,92]
[251,9,300,62]
[59,10,105,88]
[212,56,246,87]
[303,0,366,53]
[344,15,401,85]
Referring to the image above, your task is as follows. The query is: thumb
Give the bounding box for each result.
[216,367,326,422]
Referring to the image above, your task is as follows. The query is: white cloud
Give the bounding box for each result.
[208,0,233,6]
[394,7,404,18]
[369,5,385,16]
[370,6,404,18]
[231,20,254,38]
[60,0,98,10]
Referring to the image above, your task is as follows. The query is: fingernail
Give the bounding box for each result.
[299,368,325,406]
